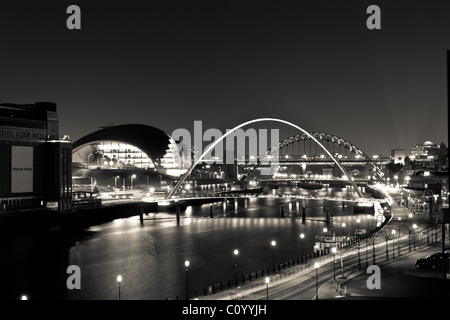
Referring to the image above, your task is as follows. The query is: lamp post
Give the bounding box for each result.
[365,233,369,268]
[331,247,337,281]
[391,229,396,258]
[408,214,413,252]
[314,262,320,300]
[299,233,304,262]
[234,249,239,286]
[341,222,346,246]
[413,224,417,250]
[131,174,136,189]
[117,275,122,300]
[271,240,276,273]
[265,277,270,300]
[185,260,190,300]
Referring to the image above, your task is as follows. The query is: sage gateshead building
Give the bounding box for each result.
[0,102,72,214]
[71,124,191,193]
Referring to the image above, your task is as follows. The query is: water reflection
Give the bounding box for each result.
[0,187,375,300]
[62,188,372,300]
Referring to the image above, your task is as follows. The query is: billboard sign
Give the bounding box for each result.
[11,146,33,193]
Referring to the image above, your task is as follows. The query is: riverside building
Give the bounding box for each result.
[0,102,72,214]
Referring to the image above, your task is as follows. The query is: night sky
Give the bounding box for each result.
[0,0,448,156]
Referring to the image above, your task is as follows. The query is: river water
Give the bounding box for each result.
[0,186,378,300]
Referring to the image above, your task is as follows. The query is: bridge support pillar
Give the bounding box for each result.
[139,209,144,224]
[210,205,213,218]
[176,205,180,225]
[302,207,306,223]
[296,201,300,213]
[288,202,292,214]
[323,200,327,212]
[280,205,284,218]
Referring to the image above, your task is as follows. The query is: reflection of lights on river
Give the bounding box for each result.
[113,219,125,225]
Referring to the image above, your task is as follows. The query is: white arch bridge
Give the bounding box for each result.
[167,118,386,201]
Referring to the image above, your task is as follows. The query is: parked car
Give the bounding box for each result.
[415,252,449,269]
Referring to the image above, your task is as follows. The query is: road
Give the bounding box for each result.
[196,200,450,300]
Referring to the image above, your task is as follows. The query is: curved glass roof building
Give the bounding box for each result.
[72,124,190,177]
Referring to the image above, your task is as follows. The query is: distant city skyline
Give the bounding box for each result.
[0,0,448,156]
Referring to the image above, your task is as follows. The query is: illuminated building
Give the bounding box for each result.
[0,102,72,213]
[391,149,406,165]
[72,124,190,191]
[411,141,441,158]
[409,141,448,171]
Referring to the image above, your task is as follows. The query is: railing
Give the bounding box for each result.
[169,248,332,300]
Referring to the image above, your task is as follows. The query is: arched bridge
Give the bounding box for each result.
[167,118,378,199]
[240,132,386,183]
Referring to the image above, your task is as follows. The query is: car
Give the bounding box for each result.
[415,252,449,269]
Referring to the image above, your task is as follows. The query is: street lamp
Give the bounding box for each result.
[300,233,304,261]
[185,260,190,300]
[341,222,346,246]
[314,262,320,300]
[391,230,396,258]
[265,277,270,300]
[413,224,417,250]
[356,218,361,238]
[271,240,276,273]
[131,174,136,189]
[234,249,239,286]
[117,275,122,300]
[331,247,337,281]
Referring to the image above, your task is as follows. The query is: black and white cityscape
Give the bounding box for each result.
[0,0,449,311]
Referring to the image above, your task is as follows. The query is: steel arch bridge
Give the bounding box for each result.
[166,118,376,199]
[240,132,385,182]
